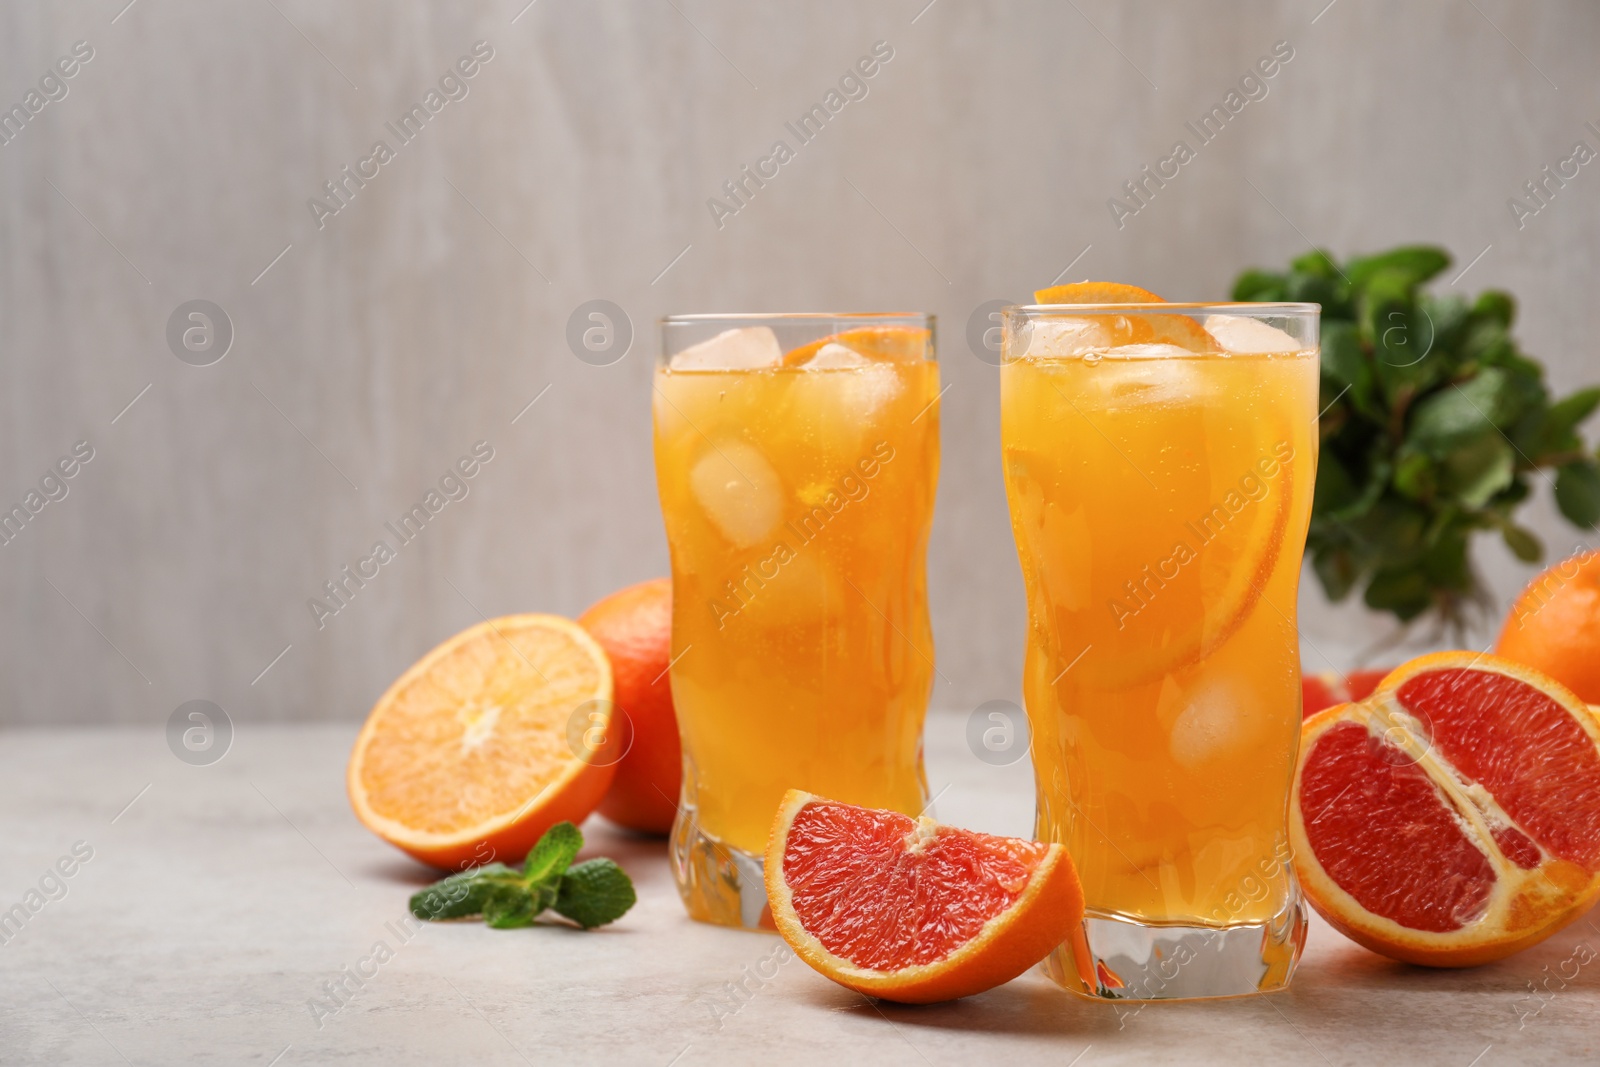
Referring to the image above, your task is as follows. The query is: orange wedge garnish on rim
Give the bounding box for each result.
[1292,652,1600,966]
[765,790,1085,1003]
[1029,280,1217,354]
[1033,281,1167,305]
[782,325,931,366]
[348,614,618,870]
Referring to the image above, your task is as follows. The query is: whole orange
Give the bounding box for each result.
[579,578,681,834]
[1495,549,1600,704]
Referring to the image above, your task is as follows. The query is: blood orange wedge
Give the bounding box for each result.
[782,325,931,366]
[764,790,1084,1003]
[1290,652,1600,966]
[348,614,617,870]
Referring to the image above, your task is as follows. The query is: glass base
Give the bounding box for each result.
[670,809,773,930]
[1044,897,1307,1001]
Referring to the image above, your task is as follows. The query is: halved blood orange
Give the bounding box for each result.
[348,615,617,870]
[1291,652,1600,966]
[764,790,1084,1003]
[782,325,931,366]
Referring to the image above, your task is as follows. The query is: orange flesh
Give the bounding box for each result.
[1300,667,1600,934]
[357,623,604,835]
[781,325,931,366]
[781,800,1050,970]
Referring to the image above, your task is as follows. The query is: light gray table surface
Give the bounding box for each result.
[2,713,1595,1065]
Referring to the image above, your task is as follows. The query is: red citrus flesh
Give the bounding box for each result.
[1397,668,1600,869]
[765,791,1084,1003]
[1300,719,1498,932]
[1292,653,1600,965]
[782,801,1050,970]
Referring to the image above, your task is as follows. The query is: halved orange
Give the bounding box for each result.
[782,325,931,366]
[765,790,1085,1003]
[348,614,617,870]
[1028,280,1217,355]
[1291,652,1600,966]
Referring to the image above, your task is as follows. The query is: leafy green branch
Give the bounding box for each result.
[1234,245,1600,629]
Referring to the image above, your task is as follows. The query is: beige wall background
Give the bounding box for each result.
[2,0,1596,727]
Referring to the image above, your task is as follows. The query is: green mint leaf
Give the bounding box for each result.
[1356,267,1416,349]
[482,883,539,929]
[1407,369,1514,453]
[523,821,584,889]
[1421,293,1472,354]
[1440,434,1514,509]
[1501,523,1544,564]
[1328,455,1389,522]
[1473,290,1516,328]
[1312,450,1363,514]
[1311,544,1358,602]
[1318,320,1368,391]
[1420,529,1472,595]
[1287,271,1349,318]
[1344,245,1450,290]
[1393,450,1437,502]
[1349,499,1427,564]
[1231,269,1287,302]
[551,859,637,929]
[1290,248,1342,279]
[1555,460,1600,528]
[410,863,525,921]
[1536,387,1600,457]
[1364,565,1433,621]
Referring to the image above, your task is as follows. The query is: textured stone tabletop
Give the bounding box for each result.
[2,714,1595,1065]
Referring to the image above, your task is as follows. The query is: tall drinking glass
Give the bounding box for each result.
[654,314,940,927]
[999,302,1319,998]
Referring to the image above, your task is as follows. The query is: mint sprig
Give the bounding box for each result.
[409,822,636,930]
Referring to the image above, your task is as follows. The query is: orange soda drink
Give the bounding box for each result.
[1000,290,1319,998]
[653,315,940,927]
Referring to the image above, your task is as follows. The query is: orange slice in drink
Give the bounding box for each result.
[1028,280,1218,355]
[765,790,1085,1003]
[1004,395,1295,690]
[1291,652,1600,966]
[1104,458,1291,690]
[348,614,618,870]
[782,325,931,366]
